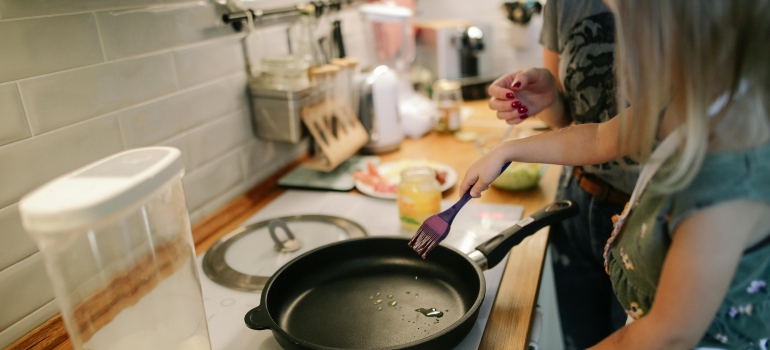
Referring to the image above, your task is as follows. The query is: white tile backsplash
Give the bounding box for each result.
[19,53,178,135]
[182,150,244,212]
[0,203,37,272]
[0,14,104,83]
[173,37,246,88]
[0,300,58,349]
[0,114,125,208]
[0,253,55,332]
[0,82,31,146]
[118,75,242,148]
[0,0,311,344]
[95,3,234,60]
[183,108,254,172]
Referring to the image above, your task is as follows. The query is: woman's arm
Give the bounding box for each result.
[589,200,770,350]
[460,114,623,197]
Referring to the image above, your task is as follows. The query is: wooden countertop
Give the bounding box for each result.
[8,100,559,350]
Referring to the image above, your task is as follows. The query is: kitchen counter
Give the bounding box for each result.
[196,99,561,350]
[10,100,559,350]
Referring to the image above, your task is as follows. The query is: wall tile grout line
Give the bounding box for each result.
[12,32,245,85]
[12,70,247,141]
[14,81,34,137]
[92,13,109,63]
[157,107,251,148]
[0,1,209,24]
[0,250,41,279]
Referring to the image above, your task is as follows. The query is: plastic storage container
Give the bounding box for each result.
[19,147,211,350]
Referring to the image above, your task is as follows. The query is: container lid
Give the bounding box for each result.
[261,55,309,73]
[20,147,184,235]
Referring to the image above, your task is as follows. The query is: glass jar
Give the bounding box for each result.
[260,55,310,91]
[397,167,442,233]
[432,79,463,133]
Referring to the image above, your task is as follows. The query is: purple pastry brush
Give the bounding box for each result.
[409,162,511,258]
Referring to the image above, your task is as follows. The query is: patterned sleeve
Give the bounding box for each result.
[539,0,560,52]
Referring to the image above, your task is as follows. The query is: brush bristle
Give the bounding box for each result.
[408,215,450,258]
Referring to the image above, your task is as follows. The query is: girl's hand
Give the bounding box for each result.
[487,68,560,125]
[460,148,509,198]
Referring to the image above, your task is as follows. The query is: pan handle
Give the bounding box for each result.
[473,200,579,269]
[244,305,273,330]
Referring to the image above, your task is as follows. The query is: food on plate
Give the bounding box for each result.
[353,160,449,194]
[491,162,542,191]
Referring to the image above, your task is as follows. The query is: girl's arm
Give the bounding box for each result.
[590,200,770,350]
[460,114,623,197]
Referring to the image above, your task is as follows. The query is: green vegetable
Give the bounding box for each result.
[491,163,543,191]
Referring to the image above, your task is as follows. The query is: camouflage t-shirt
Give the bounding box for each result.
[539,0,638,193]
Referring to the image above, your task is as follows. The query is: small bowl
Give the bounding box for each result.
[474,130,544,191]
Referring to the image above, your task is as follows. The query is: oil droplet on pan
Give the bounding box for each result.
[368,295,373,300]
[372,299,383,305]
[387,294,393,299]
[388,301,398,307]
[415,308,444,318]
[377,307,382,311]
[376,292,381,297]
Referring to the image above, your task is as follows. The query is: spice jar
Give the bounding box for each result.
[397,167,442,233]
[432,79,463,133]
[260,55,310,91]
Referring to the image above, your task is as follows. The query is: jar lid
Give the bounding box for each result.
[261,55,309,73]
[202,215,367,291]
[19,147,184,235]
[432,79,462,92]
[310,64,340,77]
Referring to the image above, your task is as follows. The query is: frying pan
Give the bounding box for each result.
[245,200,578,349]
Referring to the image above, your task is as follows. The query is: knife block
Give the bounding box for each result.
[301,97,368,172]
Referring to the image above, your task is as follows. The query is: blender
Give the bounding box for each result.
[357,1,432,153]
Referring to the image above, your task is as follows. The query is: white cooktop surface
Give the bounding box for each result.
[197,190,523,350]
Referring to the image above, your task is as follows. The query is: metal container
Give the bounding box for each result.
[249,83,320,144]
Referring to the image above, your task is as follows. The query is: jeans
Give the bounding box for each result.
[550,168,628,350]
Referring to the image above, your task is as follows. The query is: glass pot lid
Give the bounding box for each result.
[202,215,367,292]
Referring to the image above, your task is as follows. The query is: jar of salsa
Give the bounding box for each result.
[397,167,442,233]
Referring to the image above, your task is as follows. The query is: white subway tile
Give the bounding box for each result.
[0,253,55,333]
[0,82,30,146]
[19,53,177,135]
[182,150,243,212]
[0,300,57,349]
[0,14,103,83]
[0,0,192,20]
[0,203,38,272]
[0,114,125,208]
[238,138,308,180]
[118,77,241,148]
[183,109,253,172]
[95,3,235,60]
[173,38,246,88]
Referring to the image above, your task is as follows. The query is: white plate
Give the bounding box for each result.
[354,160,458,200]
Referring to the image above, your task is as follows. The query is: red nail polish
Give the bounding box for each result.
[520,114,529,120]
[518,106,528,114]
[506,92,514,99]
[511,101,521,108]
[513,82,522,88]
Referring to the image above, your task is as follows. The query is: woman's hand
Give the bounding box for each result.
[459,147,509,198]
[487,68,560,125]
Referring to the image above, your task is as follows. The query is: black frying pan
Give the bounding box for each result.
[245,200,578,349]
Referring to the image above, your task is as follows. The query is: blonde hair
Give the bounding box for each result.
[608,0,770,193]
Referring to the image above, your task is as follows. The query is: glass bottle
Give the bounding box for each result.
[397,167,441,233]
[295,4,323,77]
[432,79,464,133]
